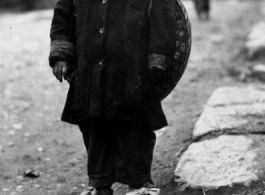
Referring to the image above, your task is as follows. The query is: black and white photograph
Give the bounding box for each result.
[1,0,265,194]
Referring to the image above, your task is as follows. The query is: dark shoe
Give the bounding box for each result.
[80,186,113,195]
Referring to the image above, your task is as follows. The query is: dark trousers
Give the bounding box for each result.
[79,118,156,188]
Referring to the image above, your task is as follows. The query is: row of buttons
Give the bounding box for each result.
[98,0,107,65]
[99,0,107,34]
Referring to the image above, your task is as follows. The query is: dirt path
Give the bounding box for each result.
[0,1,264,195]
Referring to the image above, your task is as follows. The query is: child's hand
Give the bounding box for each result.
[52,61,69,82]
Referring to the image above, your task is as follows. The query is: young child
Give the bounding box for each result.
[49,0,190,194]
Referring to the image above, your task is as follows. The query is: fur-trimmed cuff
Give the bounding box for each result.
[148,54,167,70]
[49,40,76,67]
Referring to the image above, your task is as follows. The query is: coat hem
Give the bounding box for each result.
[61,112,167,131]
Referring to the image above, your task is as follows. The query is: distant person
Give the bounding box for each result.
[193,0,210,20]
[48,0,190,194]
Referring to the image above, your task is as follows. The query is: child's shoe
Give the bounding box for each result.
[127,180,160,195]
[80,186,113,195]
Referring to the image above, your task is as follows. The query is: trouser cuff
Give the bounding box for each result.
[116,172,152,186]
[89,174,115,188]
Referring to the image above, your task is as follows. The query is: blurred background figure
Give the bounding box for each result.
[193,0,210,20]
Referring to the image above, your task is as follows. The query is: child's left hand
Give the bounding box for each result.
[52,61,69,82]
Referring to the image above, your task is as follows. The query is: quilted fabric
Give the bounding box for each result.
[49,0,191,128]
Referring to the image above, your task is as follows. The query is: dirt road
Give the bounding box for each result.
[0,1,264,195]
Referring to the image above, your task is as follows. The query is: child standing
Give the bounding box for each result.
[49,0,190,194]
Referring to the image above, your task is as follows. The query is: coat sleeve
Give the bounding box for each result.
[148,0,176,70]
[49,0,76,68]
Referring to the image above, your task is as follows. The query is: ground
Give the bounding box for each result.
[0,0,264,195]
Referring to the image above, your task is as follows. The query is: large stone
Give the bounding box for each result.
[206,86,265,106]
[193,86,265,138]
[245,22,265,59]
[174,135,265,189]
[252,64,265,81]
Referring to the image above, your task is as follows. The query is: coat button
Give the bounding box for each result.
[98,60,104,65]
[99,27,104,34]
[102,0,107,4]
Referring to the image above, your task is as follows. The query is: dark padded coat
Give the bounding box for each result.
[49,0,178,129]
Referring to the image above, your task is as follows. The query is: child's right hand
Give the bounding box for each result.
[52,61,69,82]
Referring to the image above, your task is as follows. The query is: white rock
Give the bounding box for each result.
[248,22,265,40]
[8,130,15,136]
[210,34,223,44]
[16,176,24,181]
[44,158,51,161]
[252,64,265,81]
[34,184,41,188]
[174,135,259,189]
[23,132,31,137]
[37,147,44,152]
[253,64,265,73]
[245,22,265,58]
[207,86,265,106]
[16,186,23,191]
[193,86,265,138]
[4,89,12,96]
[175,86,265,190]
[193,102,265,137]
[12,123,23,130]
[7,142,15,147]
